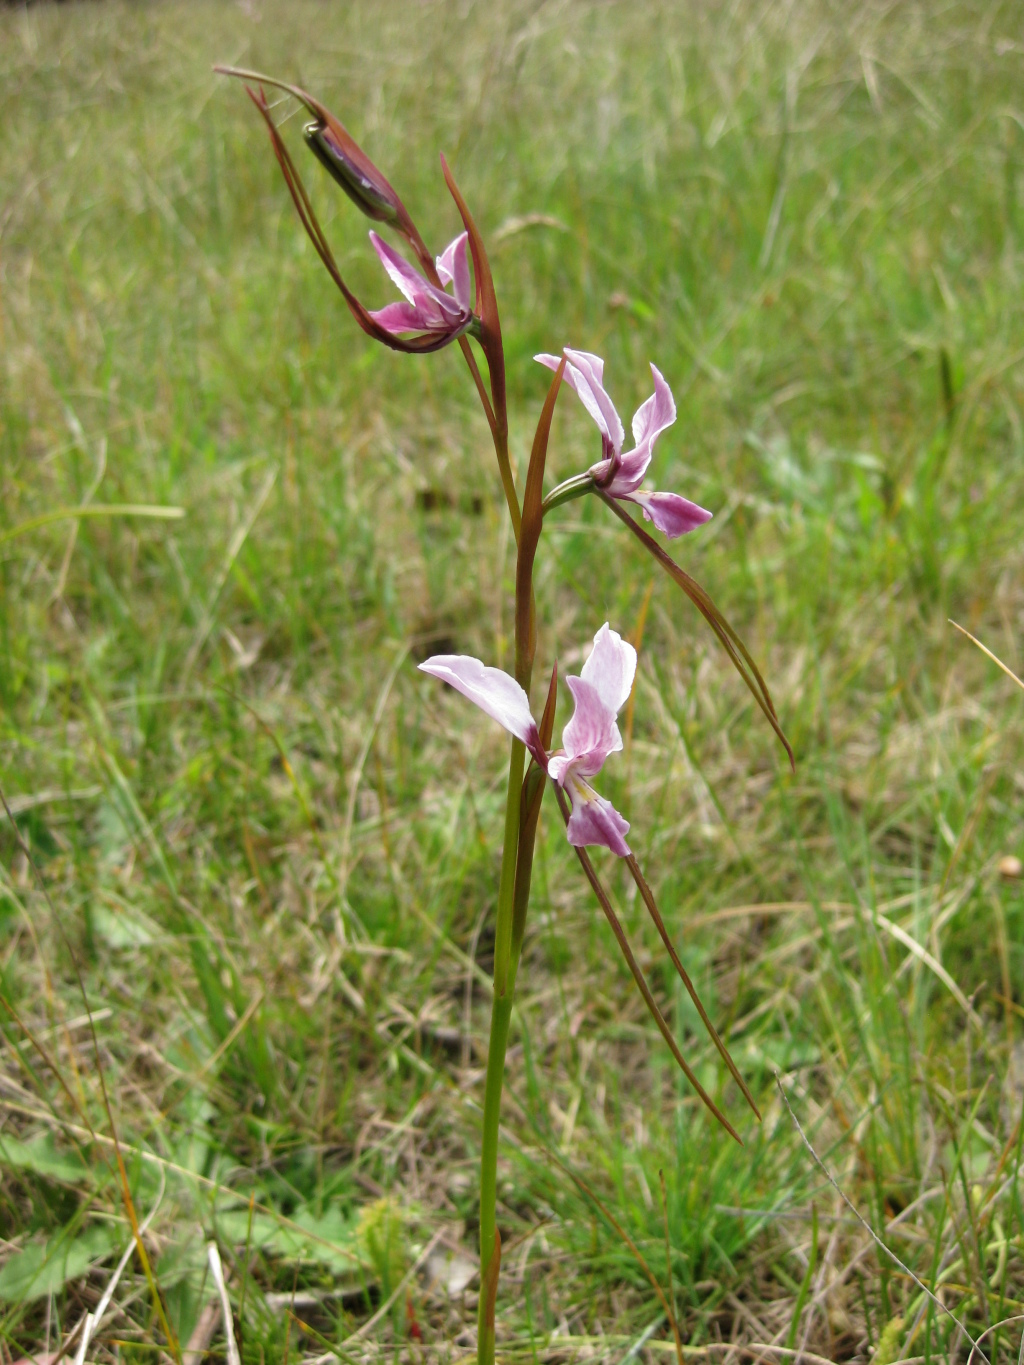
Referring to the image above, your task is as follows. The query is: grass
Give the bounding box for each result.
[2,0,1024,1360]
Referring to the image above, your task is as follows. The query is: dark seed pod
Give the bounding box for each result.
[303,120,400,224]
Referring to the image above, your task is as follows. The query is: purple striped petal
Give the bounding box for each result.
[560,676,622,773]
[368,300,443,334]
[419,654,543,762]
[369,230,430,304]
[564,349,624,454]
[536,350,624,455]
[369,231,465,320]
[625,490,713,539]
[630,363,676,452]
[535,352,610,444]
[565,788,631,856]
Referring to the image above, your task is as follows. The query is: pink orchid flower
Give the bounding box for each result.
[367,230,475,343]
[420,623,637,857]
[535,348,712,539]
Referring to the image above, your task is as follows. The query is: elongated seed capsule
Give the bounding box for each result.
[303,120,400,224]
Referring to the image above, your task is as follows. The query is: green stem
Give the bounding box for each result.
[478,991,513,1298]
[491,739,526,999]
[478,737,527,1365]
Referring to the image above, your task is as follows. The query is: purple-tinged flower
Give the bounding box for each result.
[535,348,713,539]
[367,230,475,344]
[419,623,637,857]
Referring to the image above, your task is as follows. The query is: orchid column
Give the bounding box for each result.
[217,68,793,1365]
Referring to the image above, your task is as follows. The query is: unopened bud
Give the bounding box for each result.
[303,119,401,225]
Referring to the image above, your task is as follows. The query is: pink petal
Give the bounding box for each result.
[419,655,543,761]
[369,231,464,321]
[560,675,622,773]
[565,788,631,857]
[535,353,607,441]
[604,447,650,496]
[368,300,442,334]
[564,349,625,454]
[625,490,713,539]
[579,622,637,718]
[562,349,606,384]
[535,349,605,386]
[631,363,677,451]
[436,232,472,312]
[369,230,429,305]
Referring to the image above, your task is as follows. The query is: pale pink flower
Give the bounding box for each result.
[367,230,474,343]
[419,623,637,857]
[536,348,712,538]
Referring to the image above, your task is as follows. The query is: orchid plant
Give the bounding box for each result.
[216,65,793,1364]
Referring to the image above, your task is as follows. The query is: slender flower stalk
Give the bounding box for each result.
[218,69,795,1365]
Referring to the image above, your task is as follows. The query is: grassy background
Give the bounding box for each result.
[2,0,1024,1360]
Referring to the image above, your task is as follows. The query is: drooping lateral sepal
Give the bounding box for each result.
[624,853,760,1120]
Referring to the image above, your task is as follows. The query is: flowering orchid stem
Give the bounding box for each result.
[478,358,565,1363]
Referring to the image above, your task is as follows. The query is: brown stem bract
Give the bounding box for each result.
[439,155,520,541]
[515,358,566,687]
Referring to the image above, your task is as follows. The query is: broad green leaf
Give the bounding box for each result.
[214,1202,365,1275]
[0,1226,117,1303]
[0,1132,91,1186]
[92,903,157,948]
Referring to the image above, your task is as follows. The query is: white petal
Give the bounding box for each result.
[419,655,542,760]
[579,623,637,718]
